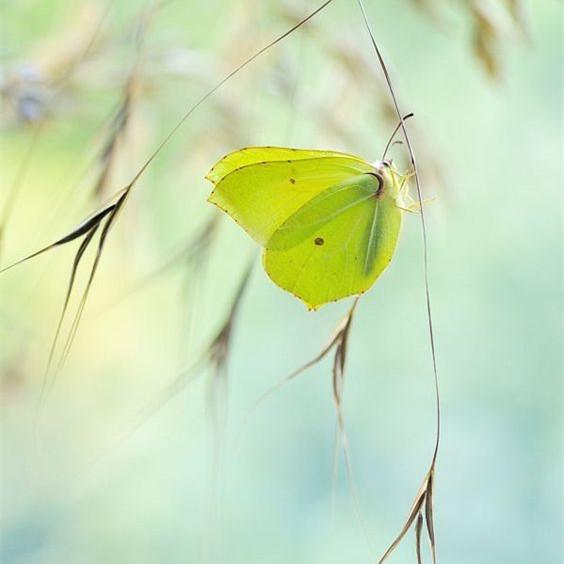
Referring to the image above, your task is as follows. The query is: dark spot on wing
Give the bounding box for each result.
[314,237,324,246]
[289,178,296,184]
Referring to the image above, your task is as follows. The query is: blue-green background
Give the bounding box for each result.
[1,1,561,563]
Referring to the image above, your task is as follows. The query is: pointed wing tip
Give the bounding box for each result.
[206,190,219,205]
[204,171,217,183]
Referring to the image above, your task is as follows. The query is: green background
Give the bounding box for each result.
[1,1,561,563]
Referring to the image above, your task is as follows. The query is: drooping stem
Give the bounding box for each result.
[356,0,440,474]
[355,1,441,561]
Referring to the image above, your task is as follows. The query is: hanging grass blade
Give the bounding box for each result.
[424,468,436,564]
[415,512,424,564]
[330,299,374,554]
[92,86,133,198]
[32,190,130,413]
[376,475,429,564]
[90,0,157,200]
[0,200,118,275]
[243,298,358,422]
[1,0,337,384]
[203,257,255,500]
[53,191,129,373]
[38,222,101,408]
[7,4,160,391]
[239,296,373,554]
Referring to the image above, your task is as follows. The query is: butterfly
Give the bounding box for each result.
[206,146,410,309]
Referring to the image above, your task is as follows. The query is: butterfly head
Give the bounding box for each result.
[371,159,406,200]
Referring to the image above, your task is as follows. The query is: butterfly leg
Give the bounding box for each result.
[397,196,438,214]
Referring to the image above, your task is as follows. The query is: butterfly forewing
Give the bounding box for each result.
[206,146,369,184]
[207,151,374,245]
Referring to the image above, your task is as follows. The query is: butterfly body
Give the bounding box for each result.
[207,147,406,309]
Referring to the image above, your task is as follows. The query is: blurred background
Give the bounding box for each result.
[0,1,561,563]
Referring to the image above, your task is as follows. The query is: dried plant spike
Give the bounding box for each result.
[37,223,100,408]
[424,468,436,564]
[505,0,528,35]
[2,0,338,278]
[208,257,255,372]
[54,193,129,372]
[1,0,338,323]
[0,198,120,276]
[415,512,424,564]
[241,297,359,429]
[1,0,344,416]
[377,467,436,564]
[377,474,429,564]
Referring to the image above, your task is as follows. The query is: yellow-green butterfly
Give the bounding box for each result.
[206,146,411,310]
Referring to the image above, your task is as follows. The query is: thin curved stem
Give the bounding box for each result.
[355,2,441,562]
[356,0,440,472]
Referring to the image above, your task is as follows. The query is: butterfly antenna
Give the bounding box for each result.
[382,112,414,161]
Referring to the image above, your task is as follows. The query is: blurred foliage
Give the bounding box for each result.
[0,1,561,564]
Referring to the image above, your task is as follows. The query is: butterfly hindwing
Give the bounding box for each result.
[263,174,401,309]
